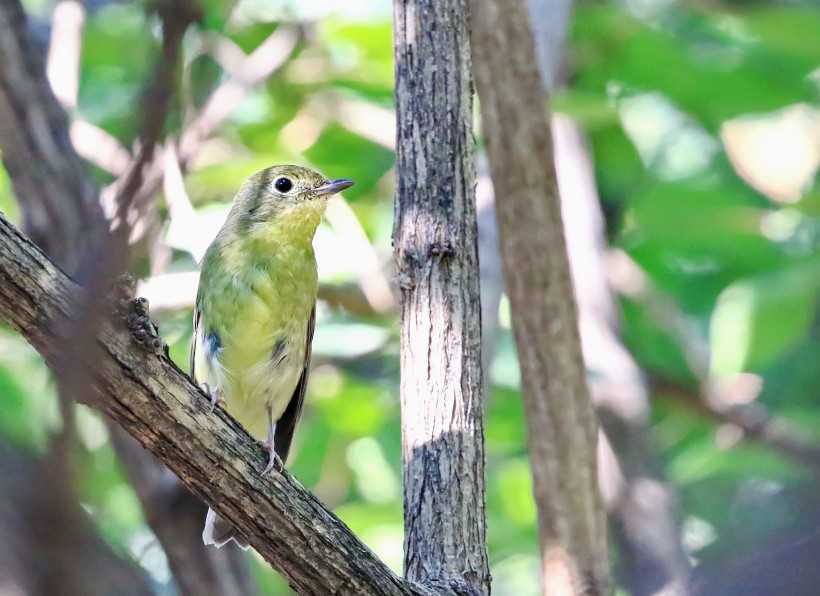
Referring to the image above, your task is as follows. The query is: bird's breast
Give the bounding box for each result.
[197,253,316,437]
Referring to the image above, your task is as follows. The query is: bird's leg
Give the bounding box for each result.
[210,390,225,410]
[202,383,225,411]
[260,405,283,474]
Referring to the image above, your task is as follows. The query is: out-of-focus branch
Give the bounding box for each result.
[100,0,201,225]
[336,98,396,150]
[325,198,395,313]
[474,159,504,379]
[471,0,612,593]
[526,0,691,584]
[68,0,198,364]
[481,7,691,591]
[0,442,153,596]
[651,376,820,476]
[1,2,262,594]
[46,0,84,109]
[71,120,133,175]
[110,429,259,596]
[177,26,299,163]
[138,268,381,318]
[553,113,691,595]
[0,3,140,592]
[0,0,106,272]
[0,213,432,596]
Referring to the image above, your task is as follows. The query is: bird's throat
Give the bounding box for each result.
[247,199,327,251]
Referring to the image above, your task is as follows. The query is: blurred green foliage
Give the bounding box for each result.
[1,0,818,593]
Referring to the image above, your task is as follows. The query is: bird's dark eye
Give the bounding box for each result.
[274,177,293,193]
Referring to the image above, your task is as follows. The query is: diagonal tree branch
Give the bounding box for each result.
[608,250,820,475]
[0,211,434,596]
[651,376,820,476]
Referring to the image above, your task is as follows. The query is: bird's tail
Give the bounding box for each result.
[202,507,250,550]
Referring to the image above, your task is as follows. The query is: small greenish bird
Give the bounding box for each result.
[191,165,353,548]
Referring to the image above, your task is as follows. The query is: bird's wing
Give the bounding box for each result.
[190,306,201,383]
[273,305,315,464]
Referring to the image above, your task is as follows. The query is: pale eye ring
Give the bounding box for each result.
[274,177,293,193]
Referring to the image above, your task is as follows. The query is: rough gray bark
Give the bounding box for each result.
[471,0,612,593]
[0,213,431,596]
[393,0,490,593]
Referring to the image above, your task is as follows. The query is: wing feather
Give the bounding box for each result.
[190,307,201,382]
[273,305,315,464]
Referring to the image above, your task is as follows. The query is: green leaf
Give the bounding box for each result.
[710,259,820,374]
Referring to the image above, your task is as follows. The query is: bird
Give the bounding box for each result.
[191,164,353,548]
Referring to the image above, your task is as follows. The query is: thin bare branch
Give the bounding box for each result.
[178,25,299,162]
[139,269,382,318]
[46,0,84,109]
[101,0,201,225]
[336,97,396,150]
[651,377,820,476]
[70,119,132,175]
[606,249,820,474]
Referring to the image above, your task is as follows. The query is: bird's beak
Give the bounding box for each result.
[313,178,355,196]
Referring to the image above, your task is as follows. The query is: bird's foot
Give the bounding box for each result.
[258,440,284,474]
[113,276,166,357]
[209,391,225,412]
[202,384,224,412]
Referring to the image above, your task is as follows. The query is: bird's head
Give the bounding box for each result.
[230,165,354,242]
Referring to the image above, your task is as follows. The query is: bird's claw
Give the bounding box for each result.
[208,388,225,412]
[258,440,283,474]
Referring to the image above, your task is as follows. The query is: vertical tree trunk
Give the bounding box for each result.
[471,0,613,594]
[393,1,490,593]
